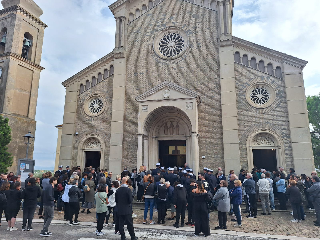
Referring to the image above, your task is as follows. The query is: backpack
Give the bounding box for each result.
[0,192,7,203]
[83,184,90,192]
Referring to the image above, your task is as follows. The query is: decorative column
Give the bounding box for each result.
[218,1,224,36]
[115,17,120,48]
[225,0,232,35]
[191,132,199,175]
[120,17,126,48]
[137,134,143,170]
[144,136,148,168]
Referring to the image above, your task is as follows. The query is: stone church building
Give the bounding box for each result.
[59,0,314,176]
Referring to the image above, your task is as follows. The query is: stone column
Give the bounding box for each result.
[191,133,199,175]
[115,18,120,48]
[284,65,314,174]
[137,134,143,170]
[144,136,149,168]
[120,17,126,48]
[225,0,232,35]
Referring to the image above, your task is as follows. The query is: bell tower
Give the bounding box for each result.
[0,0,47,173]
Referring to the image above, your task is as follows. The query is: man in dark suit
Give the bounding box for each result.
[115,177,138,240]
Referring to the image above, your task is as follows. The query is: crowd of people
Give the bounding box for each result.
[0,164,319,239]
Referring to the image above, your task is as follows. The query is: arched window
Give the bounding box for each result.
[80,84,84,93]
[0,27,7,54]
[203,0,210,8]
[267,63,274,76]
[98,73,102,83]
[104,69,109,79]
[92,76,97,87]
[258,60,265,72]
[129,13,134,22]
[22,32,33,60]
[234,51,240,63]
[210,0,216,10]
[110,65,114,75]
[142,5,147,14]
[86,80,90,90]
[250,57,257,69]
[135,9,140,18]
[275,66,282,78]
[148,0,153,9]
[242,54,248,66]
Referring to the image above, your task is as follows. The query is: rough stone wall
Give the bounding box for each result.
[234,63,293,170]
[72,76,113,169]
[124,0,223,170]
[1,113,36,173]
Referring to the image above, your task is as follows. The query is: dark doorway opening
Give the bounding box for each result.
[253,149,277,172]
[85,151,101,170]
[159,140,186,168]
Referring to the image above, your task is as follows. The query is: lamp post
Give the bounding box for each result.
[23,131,34,159]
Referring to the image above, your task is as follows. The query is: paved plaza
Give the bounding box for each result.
[1,204,320,240]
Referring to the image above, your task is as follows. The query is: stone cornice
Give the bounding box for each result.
[109,0,127,13]
[136,81,201,104]
[233,36,307,69]
[0,52,44,70]
[62,52,114,88]
[0,5,48,28]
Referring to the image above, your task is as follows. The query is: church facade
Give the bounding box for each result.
[59,0,314,176]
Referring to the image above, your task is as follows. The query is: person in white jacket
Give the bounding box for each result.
[105,181,119,226]
[61,183,72,222]
[257,173,271,215]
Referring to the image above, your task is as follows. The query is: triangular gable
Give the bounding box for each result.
[135,81,200,104]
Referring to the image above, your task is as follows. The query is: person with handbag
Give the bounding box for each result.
[213,180,230,229]
[95,185,109,236]
[143,176,156,224]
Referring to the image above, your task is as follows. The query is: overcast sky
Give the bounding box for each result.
[20,0,320,170]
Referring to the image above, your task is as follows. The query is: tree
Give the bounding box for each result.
[0,115,12,173]
[306,94,320,168]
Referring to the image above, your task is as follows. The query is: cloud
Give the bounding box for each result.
[9,0,318,169]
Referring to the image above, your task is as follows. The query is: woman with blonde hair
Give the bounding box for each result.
[229,180,242,227]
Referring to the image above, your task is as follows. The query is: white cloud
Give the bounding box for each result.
[10,0,318,169]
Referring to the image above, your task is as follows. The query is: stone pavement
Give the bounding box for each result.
[0,219,319,240]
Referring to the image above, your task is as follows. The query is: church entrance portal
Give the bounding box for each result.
[159,140,186,168]
[253,149,277,172]
[85,151,101,169]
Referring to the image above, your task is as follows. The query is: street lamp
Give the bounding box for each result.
[23,131,34,159]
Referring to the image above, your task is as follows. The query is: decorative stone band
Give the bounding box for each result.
[62,51,115,88]
[135,81,201,104]
[0,52,44,70]
[0,5,47,28]
[233,36,307,70]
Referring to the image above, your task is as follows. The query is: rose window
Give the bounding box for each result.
[159,33,185,58]
[89,98,103,114]
[250,86,270,105]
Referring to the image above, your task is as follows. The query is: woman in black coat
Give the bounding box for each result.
[0,182,10,227]
[286,180,303,222]
[192,181,211,237]
[5,182,22,231]
[22,178,41,230]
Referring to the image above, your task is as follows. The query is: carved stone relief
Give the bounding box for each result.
[186,102,193,110]
[163,89,170,99]
[252,133,276,146]
[83,137,101,149]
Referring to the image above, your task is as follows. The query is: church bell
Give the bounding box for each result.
[23,38,32,48]
[0,33,6,46]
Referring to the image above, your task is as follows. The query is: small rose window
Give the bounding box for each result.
[158,32,185,58]
[89,98,103,114]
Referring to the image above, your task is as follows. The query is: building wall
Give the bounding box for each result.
[123,0,224,170]
[234,63,293,170]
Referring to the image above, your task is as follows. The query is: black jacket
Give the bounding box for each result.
[157,184,167,200]
[286,186,302,204]
[5,189,21,209]
[143,182,156,196]
[173,184,187,205]
[68,186,81,202]
[115,185,133,215]
[43,184,54,206]
[22,185,41,207]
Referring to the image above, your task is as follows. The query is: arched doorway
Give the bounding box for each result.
[247,131,284,172]
[77,136,105,170]
[142,106,194,170]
